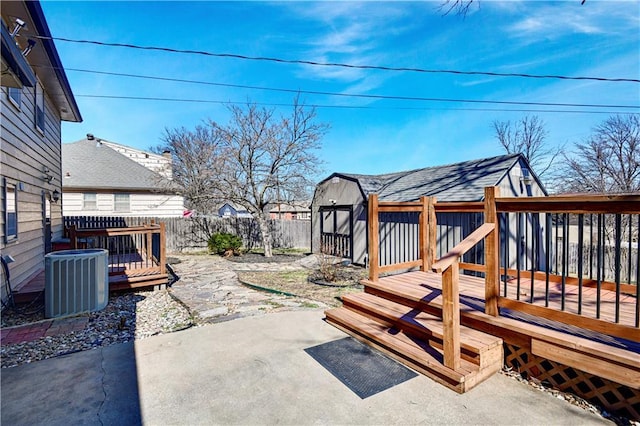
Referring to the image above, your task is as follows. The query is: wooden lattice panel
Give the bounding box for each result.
[504,343,639,421]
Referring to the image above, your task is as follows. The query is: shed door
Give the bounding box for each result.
[319,206,353,260]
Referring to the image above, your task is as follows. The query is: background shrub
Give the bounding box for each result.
[208,232,243,256]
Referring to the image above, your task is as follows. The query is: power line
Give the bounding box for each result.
[74,94,635,115]
[36,35,640,84]
[38,65,639,110]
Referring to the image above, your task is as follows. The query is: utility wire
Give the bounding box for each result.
[36,65,639,110]
[74,94,634,115]
[35,35,640,84]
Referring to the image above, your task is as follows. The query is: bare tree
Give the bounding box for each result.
[159,97,328,257]
[561,114,640,194]
[493,115,562,179]
[160,124,224,213]
[213,98,328,256]
[439,0,476,16]
[440,0,586,16]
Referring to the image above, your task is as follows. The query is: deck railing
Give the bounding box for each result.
[68,222,167,288]
[495,194,639,341]
[431,222,496,369]
[367,187,640,343]
[368,195,436,281]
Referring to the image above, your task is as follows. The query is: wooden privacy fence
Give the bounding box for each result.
[64,215,311,252]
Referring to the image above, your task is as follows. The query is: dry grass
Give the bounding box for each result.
[237,269,365,307]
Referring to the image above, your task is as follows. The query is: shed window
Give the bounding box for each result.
[114,193,130,212]
[83,193,97,210]
[8,87,21,109]
[4,181,18,243]
[35,81,45,134]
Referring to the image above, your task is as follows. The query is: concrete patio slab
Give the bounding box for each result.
[1,310,610,425]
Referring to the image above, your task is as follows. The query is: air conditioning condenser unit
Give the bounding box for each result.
[45,249,109,318]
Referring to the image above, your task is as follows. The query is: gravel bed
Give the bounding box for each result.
[1,290,194,369]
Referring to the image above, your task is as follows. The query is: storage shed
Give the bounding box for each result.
[311,154,547,266]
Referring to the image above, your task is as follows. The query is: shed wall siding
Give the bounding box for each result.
[1,85,64,296]
[312,177,367,264]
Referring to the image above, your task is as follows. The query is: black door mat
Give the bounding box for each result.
[305,337,418,399]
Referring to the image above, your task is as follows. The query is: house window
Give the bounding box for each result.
[83,193,97,210]
[8,87,21,109]
[35,81,45,134]
[114,193,130,212]
[4,181,18,242]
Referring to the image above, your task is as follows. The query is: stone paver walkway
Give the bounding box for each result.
[168,254,324,323]
[1,254,321,345]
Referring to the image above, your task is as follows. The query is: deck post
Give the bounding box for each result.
[159,222,167,274]
[69,225,77,249]
[146,223,153,264]
[368,194,380,281]
[419,196,429,271]
[428,197,437,270]
[484,186,500,317]
[442,260,461,371]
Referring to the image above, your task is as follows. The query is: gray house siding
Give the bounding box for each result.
[1,85,64,297]
[1,0,82,303]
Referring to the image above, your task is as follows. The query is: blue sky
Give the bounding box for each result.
[42,1,639,181]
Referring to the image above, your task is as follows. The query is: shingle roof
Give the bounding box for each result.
[62,139,169,191]
[334,154,524,202]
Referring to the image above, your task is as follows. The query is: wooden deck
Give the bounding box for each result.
[12,222,169,301]
[328,270,639,393]
[373,270,639,345]
[327,188,639,417]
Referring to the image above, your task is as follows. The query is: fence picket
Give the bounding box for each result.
[63,216,310,252]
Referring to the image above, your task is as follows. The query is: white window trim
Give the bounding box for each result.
[4,179,18,243]
[83,193,97,210]
[35,81,45,135]
[114,193,130,213]
[7,87,21,110]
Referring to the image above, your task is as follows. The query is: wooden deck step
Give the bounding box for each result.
[326,306,502,394]
[342,292,503,370]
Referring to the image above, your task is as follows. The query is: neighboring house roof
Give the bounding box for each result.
[321,154,542,202]
[1,1,81,122]
[62,140,170,191]
[269,202,311,213]
[98,138,173,179]
[218,203,253,217]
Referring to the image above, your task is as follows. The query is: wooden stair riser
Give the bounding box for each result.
[342,300,482,367]
[345,291,503,352]
[366,283,534,350]
[365,286,442,316]
[343,293,503,369]
[326,307,504,394]
[325,310,467,393]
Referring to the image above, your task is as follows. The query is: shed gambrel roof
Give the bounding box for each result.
[62,139,169,191]
[327,154,536,202]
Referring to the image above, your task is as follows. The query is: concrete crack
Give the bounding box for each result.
[97,347,107,426]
